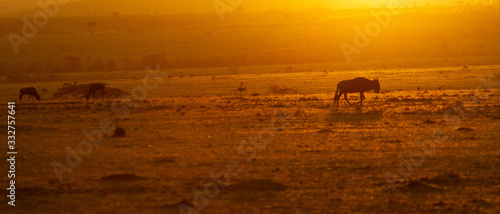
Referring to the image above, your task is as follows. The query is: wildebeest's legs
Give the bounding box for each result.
[343,93,351,106]
[358,92,365,105]
[102,91,108,100]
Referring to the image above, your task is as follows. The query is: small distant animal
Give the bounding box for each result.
[167,75,173,79]
[41,88,48,93]
[323,70,329,74]
[19,87,41,101]
[438,86,443,91]
[333,77,380,107]
[463,66,469,70]
[205,31,213,38]
[57,44,66,51]
[179,75,184,79]
[86,83,108,101]
[189,74,195,78]
[238,82,247,93]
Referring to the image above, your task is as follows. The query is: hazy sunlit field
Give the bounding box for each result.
[0,64,499,213]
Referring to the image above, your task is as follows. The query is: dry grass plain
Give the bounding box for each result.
[1,65,500,213]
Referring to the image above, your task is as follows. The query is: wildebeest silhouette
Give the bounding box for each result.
[19,87,41,101]
[333,77,380,106]
[238,82,247,93]
[463,66,469,70]
[86,83,108,101]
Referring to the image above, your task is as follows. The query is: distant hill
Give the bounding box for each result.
[1,0,215,17]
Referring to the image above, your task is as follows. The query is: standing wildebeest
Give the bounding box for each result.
[333,77,380,106]
[86,83,108,101]
[238,82,247,93]
[19,87,41,101]
[463,66,469,70]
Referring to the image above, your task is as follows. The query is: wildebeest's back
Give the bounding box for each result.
[337,77,373,93]
[20,87,38,95]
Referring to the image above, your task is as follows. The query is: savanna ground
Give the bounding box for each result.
[0,64,499,213]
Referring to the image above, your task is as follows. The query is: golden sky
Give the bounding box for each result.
[0,0,482,16]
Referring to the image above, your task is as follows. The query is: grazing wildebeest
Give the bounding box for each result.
[463,66,469,70]
[41,88,48,93]
[333,77,380,106]
[238,82,247,93]
[19,87,41,101]
[179,75,185,79]
[167,75,173,79]
[189,74,195,78]
[86,83,108,101]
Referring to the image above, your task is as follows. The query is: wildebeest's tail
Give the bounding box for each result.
[334,86,339,100]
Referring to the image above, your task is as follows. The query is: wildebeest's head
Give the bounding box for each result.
[34,94,41,101]
[373,78,380,93]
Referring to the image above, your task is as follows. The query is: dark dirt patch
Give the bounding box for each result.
[230,179,287,191]
[403,173,461,191]
[456,127,474,132]
[100,173,147,182]
[17,186,60,197]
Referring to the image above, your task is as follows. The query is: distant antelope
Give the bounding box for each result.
[19,87,41,101]
[463,66,469,70]
[167,75,173,79]
[86,83,108,102]
[179,75,185,79]
[41,88,48,93]
[238,82,247,93]
[189,74,195,78]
